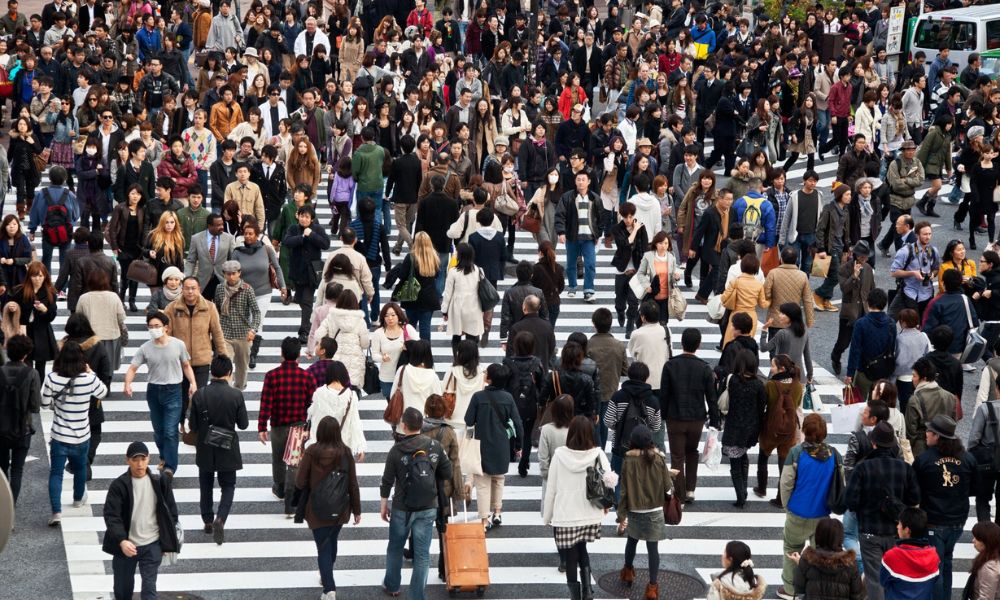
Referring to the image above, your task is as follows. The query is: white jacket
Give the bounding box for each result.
[307,385,366,455]
[629,192,662,238]
[542,446,610,527]
[442,267,486,337]
[392,364,443,433]
[315,307,370,388]
[444,365,486,430]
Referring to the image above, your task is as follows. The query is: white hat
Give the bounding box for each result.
[243,47,258,58]
[198,0,210,7]
[161,266,183,283]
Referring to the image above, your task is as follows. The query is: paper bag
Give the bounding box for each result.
[811,254,832,278]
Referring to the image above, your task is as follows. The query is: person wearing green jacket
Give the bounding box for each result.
[176,185,211,252]
[351,126,389,231]
[272,183,312,299]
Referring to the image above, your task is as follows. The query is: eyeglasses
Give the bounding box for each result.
[88,97,98,102]
[101,115,113,120]
[270,92,280,96]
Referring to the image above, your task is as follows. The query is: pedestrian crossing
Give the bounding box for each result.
[25,148,979,600]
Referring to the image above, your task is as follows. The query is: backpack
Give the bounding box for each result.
[506,357,539,416]
[0,369,32,444]
[402,444,438,511]
[42,188,72,245]
[614,395,649,457]
[971,402,1000,473]
[310,454,351,520]
[767,382,799,438]
[740,197,764,242]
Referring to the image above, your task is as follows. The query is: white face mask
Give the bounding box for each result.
[547,174,559,184]
[148,327,164,339]
[503,165,514,173]
[85,147,97,155]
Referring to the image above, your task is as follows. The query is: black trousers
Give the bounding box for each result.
[200,469,237,524]
[613,274,639,324]
[0,440,29,502]
[878,206,911,252]
[832,318,854,361]
[729,453,750,505]
[969,198,998,247]
[295,284,317,337]
[705,135,737,173]
[977,472,1000,523]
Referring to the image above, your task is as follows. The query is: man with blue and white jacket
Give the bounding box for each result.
[880,507,940,600]
[732,177,777,257]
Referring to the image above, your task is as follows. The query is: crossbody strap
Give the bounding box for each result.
[962,294,975,329]
[552,371,561,396]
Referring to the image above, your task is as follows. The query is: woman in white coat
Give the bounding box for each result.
[444,339,486,430]
[314,290,370,389]
[543,415,614,600]
[442,243,486,349]
[307,360,366,461]
[391,339,443,434]
[632,231,682,325]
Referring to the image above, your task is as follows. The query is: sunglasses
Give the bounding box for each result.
[101,115,113,119]
[270,92,280,96]
[88,97,98,102]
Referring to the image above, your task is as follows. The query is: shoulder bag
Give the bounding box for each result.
[663,489,683,525]
[283,422,310,466]
[960,295,987,364]
[382,365,406,424]
[393,256,421,303]
[442,372,457,419]
[522,203,542,234]
[127,259,159,286]
[493,180,520,217]
[363,348,381,395]
[488,394,516,440]
[585,455,615,509]
[477,269,500,311]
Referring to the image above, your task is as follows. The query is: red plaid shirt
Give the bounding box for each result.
[258,360,315,431]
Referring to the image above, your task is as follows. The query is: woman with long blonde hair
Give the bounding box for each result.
[144,210,185,296]
[286,138,323,200]
[386,231,441,340]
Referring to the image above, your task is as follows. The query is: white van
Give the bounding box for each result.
[908,4,1000,73]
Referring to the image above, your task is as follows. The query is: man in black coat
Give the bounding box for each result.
[572,31,604,91]
[414,175,459,295]
[103,441,180,600]
[187,355,249,545]
[689,188,736,303]
[385,135,423,255]
[251,146,287,233]
[694,64,726,145]
[500,260,548,344]
[505,295,556,370]
[210,140,240,214]
[283,205,331,341]
[498,52,526,99]
[76,230,120,298]
[555,108,591,162]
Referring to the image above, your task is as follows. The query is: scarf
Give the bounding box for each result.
[532,136,547,147]
[221,279,243,316]
[715,207,729,252]
[801,441,832,461]
[162,285,181,303]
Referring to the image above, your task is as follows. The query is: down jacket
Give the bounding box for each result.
[793,546,866,600]
[315,307,370,389]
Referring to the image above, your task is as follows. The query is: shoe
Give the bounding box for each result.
[392,246,402,256]
[285,513,295,519]
[617,311,625,327]
[770,497,784,508]
[57,291,67,300]
[882,247,891,258]
[518,467,527,478]
[643,582,660,600]
[321,591,337,600]
[567,290,577,298]
[162,468,174,479]
[752,487,766,498]
[381,586,400,597]
[48,513,61,526]
[438,570,446,581]
[732,501,746,509]
[603,236,613,249]
[402,547,413,560]
[926,209,941,218]
[580,566,594,600]
[971,240,978,251]
[568,582,582,600]
[213,517,225,545]
[282,294,291,306]
[824,299,839,312]
[491,513,502,527]
[832,356,842,376]
[584,293,595,303]
[505,256,517,264]
[619,565,636,586]
[684,275,692,288]
[684,492,695,504]
[72,492,88,508]
[272,484,285,500]
[203,522,213,534]
[954,221,963,231]
[694,294,708,305]
[812,293,827,311]
[297,334,308,344]
[558,557,566,572]
[248,353,257,369]
[776,586,796,600]
[978,226,989,234]
[128,300,138,313]
[963,363,976,372]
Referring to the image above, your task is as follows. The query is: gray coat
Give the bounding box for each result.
[185,230,237,288]
[187,379,249,472]
[886,155,924,210]
[233,240,285,296]
[465,386,524,475]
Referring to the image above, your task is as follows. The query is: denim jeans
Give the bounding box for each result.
[180,47,194,87]
[313,524,344,593]
[147,383,182,472]
[929,524,963,600]
[565,239,596,293]
[859,533,897,600]
[842,512,864,573]
[406,308,434,340]
[49,438,89,513]
[363,265,381,325]
[814,249,841,300]
[436,251,450,297]
[112,541,162,600]
[383,506,436,599]
[379,381,393,399]
[817,109,830,148]
[41,239,69,284]
[790,233,817,275]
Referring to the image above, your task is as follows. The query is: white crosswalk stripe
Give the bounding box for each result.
[27,146,973,599]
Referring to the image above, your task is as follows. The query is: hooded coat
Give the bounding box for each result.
[793,546,865,600]
[314,307,370,388]
[542,446,610,527]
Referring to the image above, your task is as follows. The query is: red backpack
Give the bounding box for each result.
[42,189,72,245]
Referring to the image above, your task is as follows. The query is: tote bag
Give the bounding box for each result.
[459,426,483,476]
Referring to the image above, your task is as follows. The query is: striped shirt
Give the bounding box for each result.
[42,372,108,445]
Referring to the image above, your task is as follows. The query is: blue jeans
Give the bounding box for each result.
[313,524,344,593]
[791,233,817,276]
[817,109,830,148]
[406,308,434,341]
[384,506,436,599]
[112,541,162,600]
[610,453,623,505]
[842,510,863,574]
[49,438,89,512]
[436,251,450,297]
[379,381,393,399]
[929,524,963,600]
[597,400,609,449]
[147,383,182,472]
[364,265,382,324]
[41,239,69,284]
[814,249,841,300]
[565,239,596,293]
[180,47,194,86]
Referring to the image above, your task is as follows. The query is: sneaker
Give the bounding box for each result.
[584,293,595,303]
[776,586,796,600]
[881,247,891,258]
[321,592,337,600]
[72,492,88,508]
[48,513,61,526]
[813,293,828,311]
[272,485,285,500]
[962,363,975,372]
[567,290,577,298]
[824,299,839,312]
[491,513,502,527]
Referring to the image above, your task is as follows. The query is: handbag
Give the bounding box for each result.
[761,246,780,276]
[493,182,519,217]
[826,452,847,514]
[363,349,381,395]
[204,423,236,450]
[33,148,50,173]
[663,492,683,525]
[585,455,615,509]
[477,269,500,311]
[442,372,457,419]
[394,257,421,303]
[706,294,726,323]
[521,204,542,234]
[668,285,687,320]
[960,295,987,364]
[382,365,406,424]
[268,262,280,289]
[811,254,832,278]
[842,385,864,405]
[459,426,483,476]
[126,259,159,286]
[282,422,309,466]
[717,374,732,415]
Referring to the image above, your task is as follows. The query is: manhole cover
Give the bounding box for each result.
[598,569,705,600]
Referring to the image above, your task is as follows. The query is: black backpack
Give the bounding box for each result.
[402,444,438,511]
[310,454,351,520]
[971,403,1000,473]
[42,188,72,245]
[0,368,32,444]
[506,357,539,416]
[614,396,649,457]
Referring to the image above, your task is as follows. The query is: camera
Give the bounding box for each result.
[921,272,932,286]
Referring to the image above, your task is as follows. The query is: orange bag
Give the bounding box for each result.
[761,246,780,276]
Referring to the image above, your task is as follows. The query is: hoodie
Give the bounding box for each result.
[444,364,486,430]
[394,365,444,434]
[880,539,940,600]
[542,446,611,527]
[604,379,662,456]
[629,191,662,239]
[380,432,453,511]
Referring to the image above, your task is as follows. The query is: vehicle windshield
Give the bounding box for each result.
[915,19,978,51]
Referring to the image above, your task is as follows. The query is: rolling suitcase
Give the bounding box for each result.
[443,500,490,597]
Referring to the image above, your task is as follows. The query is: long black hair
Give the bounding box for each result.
[454,242,476,275]
[452,339,480,379]
[720,541,758,588]
[53,340,88,378]
[780,302,806,338]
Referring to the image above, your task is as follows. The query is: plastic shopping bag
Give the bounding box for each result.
[699,428,721,471]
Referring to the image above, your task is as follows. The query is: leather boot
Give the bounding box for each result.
[249,335,261,369]
[619,565,636,587]
[643,582,660,600]
[580,567,594,600]
[568,582,581,600]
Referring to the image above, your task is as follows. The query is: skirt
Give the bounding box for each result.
[553,523,602,549]
[626,510,667,542]
[50,141,75,169]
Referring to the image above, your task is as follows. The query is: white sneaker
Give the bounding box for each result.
[48,513,61,526]
[320,592,337,600]
[72,492,88,508]
[567,290,577,298]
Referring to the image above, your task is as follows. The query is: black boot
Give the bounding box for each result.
[625,316,634,339]
[924,196,941,218]
[249,335,261,369]
[580,567,594,600]
[568,582,582,600]
[129,298,138,313]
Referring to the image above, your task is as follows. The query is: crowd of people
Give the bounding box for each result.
[2,0,1000,598]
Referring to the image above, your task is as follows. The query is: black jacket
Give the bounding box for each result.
[251,161,287,225]
[793,547,866,600]
[540,368,597,418]
[690,205,735,266]
[0,361,41,449]
[554,119,591,160]
[517,138,557,184]
[660,354,720,427]
[379,433,453,512]
[465,386,524,473]
[502,354,544,420]
[386,153,423,204]
[531,261,565,310]
[720,375,767,448]
[506,313,556,369]
[572,45,604,89]
[414,192,459,253]
[694,77,726,125]
[187,379,249,473]
[469,228,506,283]
[913,446,978,527]
[925,350,963,405]
[554,189,600,242]
[611,220,649,273]
[102,469,180,556]
[384,253,441,312]
[711,95,741,138]
[500,281,548,340]
[114,160,156,206]
[283,223,331,287]
[209,159,240,212]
